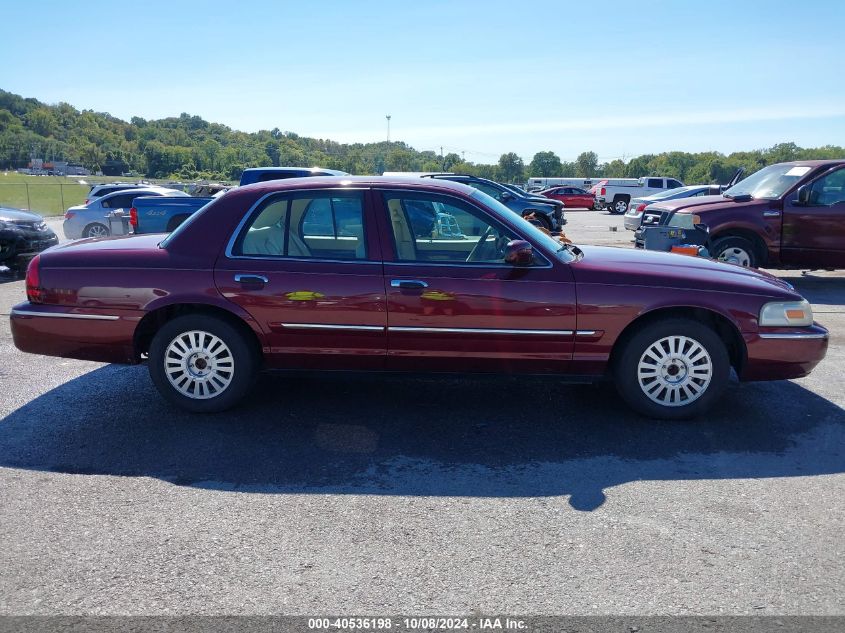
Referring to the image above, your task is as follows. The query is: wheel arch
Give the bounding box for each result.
[608,305,747,376]
[133,301,264,362]
[709,227,770,266]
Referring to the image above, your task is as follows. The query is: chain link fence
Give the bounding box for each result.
[0,182,88,216]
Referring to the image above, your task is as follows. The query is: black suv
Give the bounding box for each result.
[421,174,565,231]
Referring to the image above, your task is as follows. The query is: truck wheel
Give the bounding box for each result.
[611,197,629,214]
[711,236,757,268]
[529,212,552,231]
[83,223,110,238]
[148,314,258,413]
[613,318,730,420]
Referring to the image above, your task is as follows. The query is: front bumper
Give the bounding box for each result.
[740,323,829,381]
[10,302,140,364]
[0,232,58,269]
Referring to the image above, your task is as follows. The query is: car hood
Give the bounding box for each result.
[0,207,44,222]
[525,196,563,208]
[648,194,767,215]
[572,245,799,298]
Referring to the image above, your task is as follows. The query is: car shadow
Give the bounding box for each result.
[774,272,845,306]
[1,367,843,511]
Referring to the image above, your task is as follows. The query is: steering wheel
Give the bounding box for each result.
[466,227,509,263]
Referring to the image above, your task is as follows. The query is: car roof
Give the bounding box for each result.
[97,186,181,199]
[241,167,349,176]
[233,175,479,197]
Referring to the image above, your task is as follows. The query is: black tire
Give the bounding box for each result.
[166,215,190,232]
[148,314,258,413]
[83,223,110,238]
[710,235,759,268]
[532,212,553,231]
[610,196,629,215]
[613,318,730,420]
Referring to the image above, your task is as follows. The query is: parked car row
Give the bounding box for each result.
[9,175,829,420]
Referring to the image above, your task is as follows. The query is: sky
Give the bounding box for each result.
[2,0,844,164]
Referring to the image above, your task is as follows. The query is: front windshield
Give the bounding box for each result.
[470,189,576,262]
[723,164,812,200]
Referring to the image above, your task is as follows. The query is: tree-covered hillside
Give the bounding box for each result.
[0,89,841,183]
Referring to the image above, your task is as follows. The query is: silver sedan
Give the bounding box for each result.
[63,187,188,239]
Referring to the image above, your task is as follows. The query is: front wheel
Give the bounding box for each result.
[148,314,258,413]
[711,236,758,268]
[613,318,730,420]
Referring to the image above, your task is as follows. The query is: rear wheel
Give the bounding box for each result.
[711,235,758,268]
[613,318,730,420]
[83,223,109,238]
[611,197,629,214]
[148,314,258,413]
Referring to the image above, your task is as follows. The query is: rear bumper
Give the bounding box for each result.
[623,214,641,231]
[10,302,140,364]
[740,324,829,381]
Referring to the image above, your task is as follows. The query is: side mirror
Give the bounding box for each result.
[796,185,810,206]
[101,200,110,208]
[499,191,512,201]
[504,239,534,266]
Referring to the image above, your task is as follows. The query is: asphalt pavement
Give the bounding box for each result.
[0,211,843,615]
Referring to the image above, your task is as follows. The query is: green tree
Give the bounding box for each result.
[575,151,598,177]
[528,151,563,177]
[497,152,524,182]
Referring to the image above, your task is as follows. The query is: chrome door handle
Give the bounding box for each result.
[390,279,429,289]
[235,274,269,285]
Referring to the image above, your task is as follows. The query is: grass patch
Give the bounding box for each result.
[0,173,185,217]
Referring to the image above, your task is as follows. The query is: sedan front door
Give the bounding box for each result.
[374,188,577,373]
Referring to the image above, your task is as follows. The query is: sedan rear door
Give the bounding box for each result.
[214,188,388,370]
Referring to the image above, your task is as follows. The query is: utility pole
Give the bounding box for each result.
[386,115,391,143]
[440,146,444,171]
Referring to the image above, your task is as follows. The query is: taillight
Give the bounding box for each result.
[25,255,45,304]
[64,211,76,220]
[129,207,138,227]
[635,203,647,214]
[600,187,606,196]
[84,199,90,205]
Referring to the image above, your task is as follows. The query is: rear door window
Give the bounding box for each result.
[647,178,664,188]
[234,190,367,260]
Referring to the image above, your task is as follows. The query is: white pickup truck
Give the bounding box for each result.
[592,176,685,214]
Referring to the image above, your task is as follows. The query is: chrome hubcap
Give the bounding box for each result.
[615,201,627,213]
[637,335,712,407]
[718,247,751,267]
[87,224,108,238]
[164,330,234,399]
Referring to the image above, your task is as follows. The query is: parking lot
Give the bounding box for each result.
[1,209,844,615]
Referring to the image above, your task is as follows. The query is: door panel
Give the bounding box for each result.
[376,189,577,373]
[782,167,845,268]
[214,189,387,370]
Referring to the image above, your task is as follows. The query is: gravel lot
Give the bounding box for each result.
[1,210,843,615]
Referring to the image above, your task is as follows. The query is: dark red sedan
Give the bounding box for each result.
[10,177,828,419]
[541,186,597,209]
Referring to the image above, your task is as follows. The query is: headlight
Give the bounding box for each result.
[759,299,813,327]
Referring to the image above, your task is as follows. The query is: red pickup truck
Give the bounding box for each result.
[638,160,845,268]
